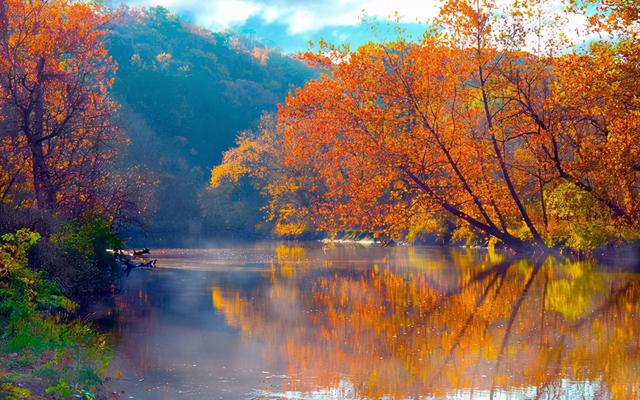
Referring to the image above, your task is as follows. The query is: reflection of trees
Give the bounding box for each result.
[112,284,157,379]
[211,252,640,399]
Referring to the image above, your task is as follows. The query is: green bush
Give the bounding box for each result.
[1,205,126,294]
[33,216,124,294]
[0,229,110,399]
[546,183,610,251]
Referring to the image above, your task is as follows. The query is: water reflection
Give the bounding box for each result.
[97,244,640,399]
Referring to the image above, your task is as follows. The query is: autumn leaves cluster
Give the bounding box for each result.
[0,0,151,224]
[212,0,640,251]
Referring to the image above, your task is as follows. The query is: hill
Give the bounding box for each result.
[106,6,313,240]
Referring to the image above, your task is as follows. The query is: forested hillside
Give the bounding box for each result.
[106,7,313,240]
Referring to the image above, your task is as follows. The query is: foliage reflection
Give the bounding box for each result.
[211,248,640,399]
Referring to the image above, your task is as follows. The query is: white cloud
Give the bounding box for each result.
[192,1,260,28]
[261,6,282,24]
[122,0,441,32]
[121,0,592,47]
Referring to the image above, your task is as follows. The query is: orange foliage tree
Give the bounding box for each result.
[0,0,145,221]
[270,0,640,251]
[211,113,322,237]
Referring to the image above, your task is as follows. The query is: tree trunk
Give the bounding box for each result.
[29,56,56,209]
[29,140,55,208]
[404,169,549,254]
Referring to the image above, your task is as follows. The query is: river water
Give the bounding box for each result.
[83,243,640,399]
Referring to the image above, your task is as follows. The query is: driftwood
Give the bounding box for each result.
[121,258,157,277]
[113,250,156,277]
[133,248,150,257]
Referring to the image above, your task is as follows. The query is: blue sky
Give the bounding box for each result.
[114,0,439,53]
[114,0,592,54]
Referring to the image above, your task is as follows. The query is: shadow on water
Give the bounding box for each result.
[81,243,640,399]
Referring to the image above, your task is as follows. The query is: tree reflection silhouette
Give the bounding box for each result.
[210,249,640,399]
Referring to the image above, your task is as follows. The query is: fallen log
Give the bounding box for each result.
[114,252,157,276]
[133,248,150,258]
[108,248,151,259]
[123,258,156,277]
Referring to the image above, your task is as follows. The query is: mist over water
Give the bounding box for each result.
[83,243,640,399]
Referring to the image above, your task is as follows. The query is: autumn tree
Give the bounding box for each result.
[0,0,146,221]
[210,113,321,237]
[271,0,640,251]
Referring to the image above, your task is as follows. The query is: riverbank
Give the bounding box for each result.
[0,230,111,400]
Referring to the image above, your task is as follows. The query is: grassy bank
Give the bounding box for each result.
[0,229,111,400]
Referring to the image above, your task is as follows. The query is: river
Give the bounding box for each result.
[82,243,640,399]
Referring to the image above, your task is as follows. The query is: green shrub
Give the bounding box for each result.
[0,229,110,399]
[34,216,124,294]
[546,183,610,251]
[1,205,126,294]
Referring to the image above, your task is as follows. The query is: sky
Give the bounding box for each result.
[113,0,444,53]
[114,0,593,54]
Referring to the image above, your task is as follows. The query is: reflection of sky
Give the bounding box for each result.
[255,378,605,400]
[103,268,278,399]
